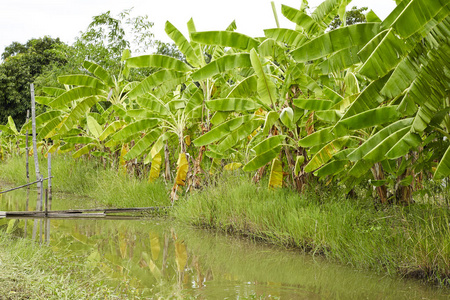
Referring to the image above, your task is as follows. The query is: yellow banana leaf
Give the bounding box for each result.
[148,153,162,183]
[268,158,283,189]
[185,135,191,146]
[224,162,242,171]
[248,126,261,140]
[119,143,129,175]
[175,152,189,186]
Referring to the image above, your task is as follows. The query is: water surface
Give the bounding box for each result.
[1,185,448,299]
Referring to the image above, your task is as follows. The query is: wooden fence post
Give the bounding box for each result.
[31,83,43,240]
[48,152,52,209]
[24,110,30,238]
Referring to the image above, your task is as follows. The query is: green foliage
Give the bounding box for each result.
[0,37,66,126]
[328,6,368,30]
[1,0,449,205]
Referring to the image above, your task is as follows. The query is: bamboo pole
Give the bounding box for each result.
[31,83,43,240]
[48,153,52,209]
[0,177,52,194]
[30,83,43,208]
[24,110,30,238]
[26,110,30,184]
[45,189,48,216]
[39,218,43,244]
[45,189,50,245]
[46,153,52,245]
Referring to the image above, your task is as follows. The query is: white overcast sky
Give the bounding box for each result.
[0,0,396,56]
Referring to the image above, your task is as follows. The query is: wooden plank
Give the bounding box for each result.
[45,207,168,214]
[5,215,141,220]
[3,211,105,218]
[47,213,105,218]
[1,206,168,219]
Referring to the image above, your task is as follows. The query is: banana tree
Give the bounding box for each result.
[293,0,450,203]
[124,36,206,199]
[0,116,23,159]
[185,0,363,191]
[22,50,140,164]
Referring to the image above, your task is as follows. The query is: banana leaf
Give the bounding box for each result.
[206,98,261,112]
[191,31,259,51]
[193,115,254,146]
[109,119,158,142]
[290,23,381,62]
[165,21,201,67]
[250,49,278,106]
[434,145,450,180]
[126,54,191,72]
[58,75,107,89]
[124,129,161,160]
[191,53,251,81]
[268,158,283,189]
[347,118,413,162]
[83,61,115,87]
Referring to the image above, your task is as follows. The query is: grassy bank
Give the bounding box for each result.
[1,155,450,287]
[0,154,169,208]
[0,231,125,299]
[175,174,450,286]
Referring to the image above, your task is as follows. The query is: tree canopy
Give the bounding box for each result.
[0,37,66,126]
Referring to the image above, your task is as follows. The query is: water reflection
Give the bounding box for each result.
[1,189,449,299]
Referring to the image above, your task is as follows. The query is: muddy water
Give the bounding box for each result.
[1,187,449,299]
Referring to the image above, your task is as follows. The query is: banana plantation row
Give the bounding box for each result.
[1,0,449,203]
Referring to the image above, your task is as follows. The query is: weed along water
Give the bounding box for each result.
[0,189,449,299]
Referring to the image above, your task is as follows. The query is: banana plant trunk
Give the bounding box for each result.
[371,162,388,204]
[164,142,171,181]
[395,157,413,205]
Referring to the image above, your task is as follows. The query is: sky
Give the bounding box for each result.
[0,0,397,56]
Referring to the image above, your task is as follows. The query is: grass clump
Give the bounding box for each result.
[0,154,170,208]
[175,174,450,286]
[0,231,125,299]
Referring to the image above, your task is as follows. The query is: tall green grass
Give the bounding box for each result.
[0,231,125,299]
[0,154,170,208]
[175,174,450,285]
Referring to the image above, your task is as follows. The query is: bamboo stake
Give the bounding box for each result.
[39,219,43,244]
[24,110,30,238]
[45,189,50,245]
[45,218,50,245]
[26,110,30,184]
[45,189,48,216]
[30,83,42,209]
[31,83,43,240]
[46,154,52,245]
[48,153,52,209]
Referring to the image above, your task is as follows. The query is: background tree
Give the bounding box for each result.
[0,37,66,126]
[154,41,185,62]
[328,6,367,30]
